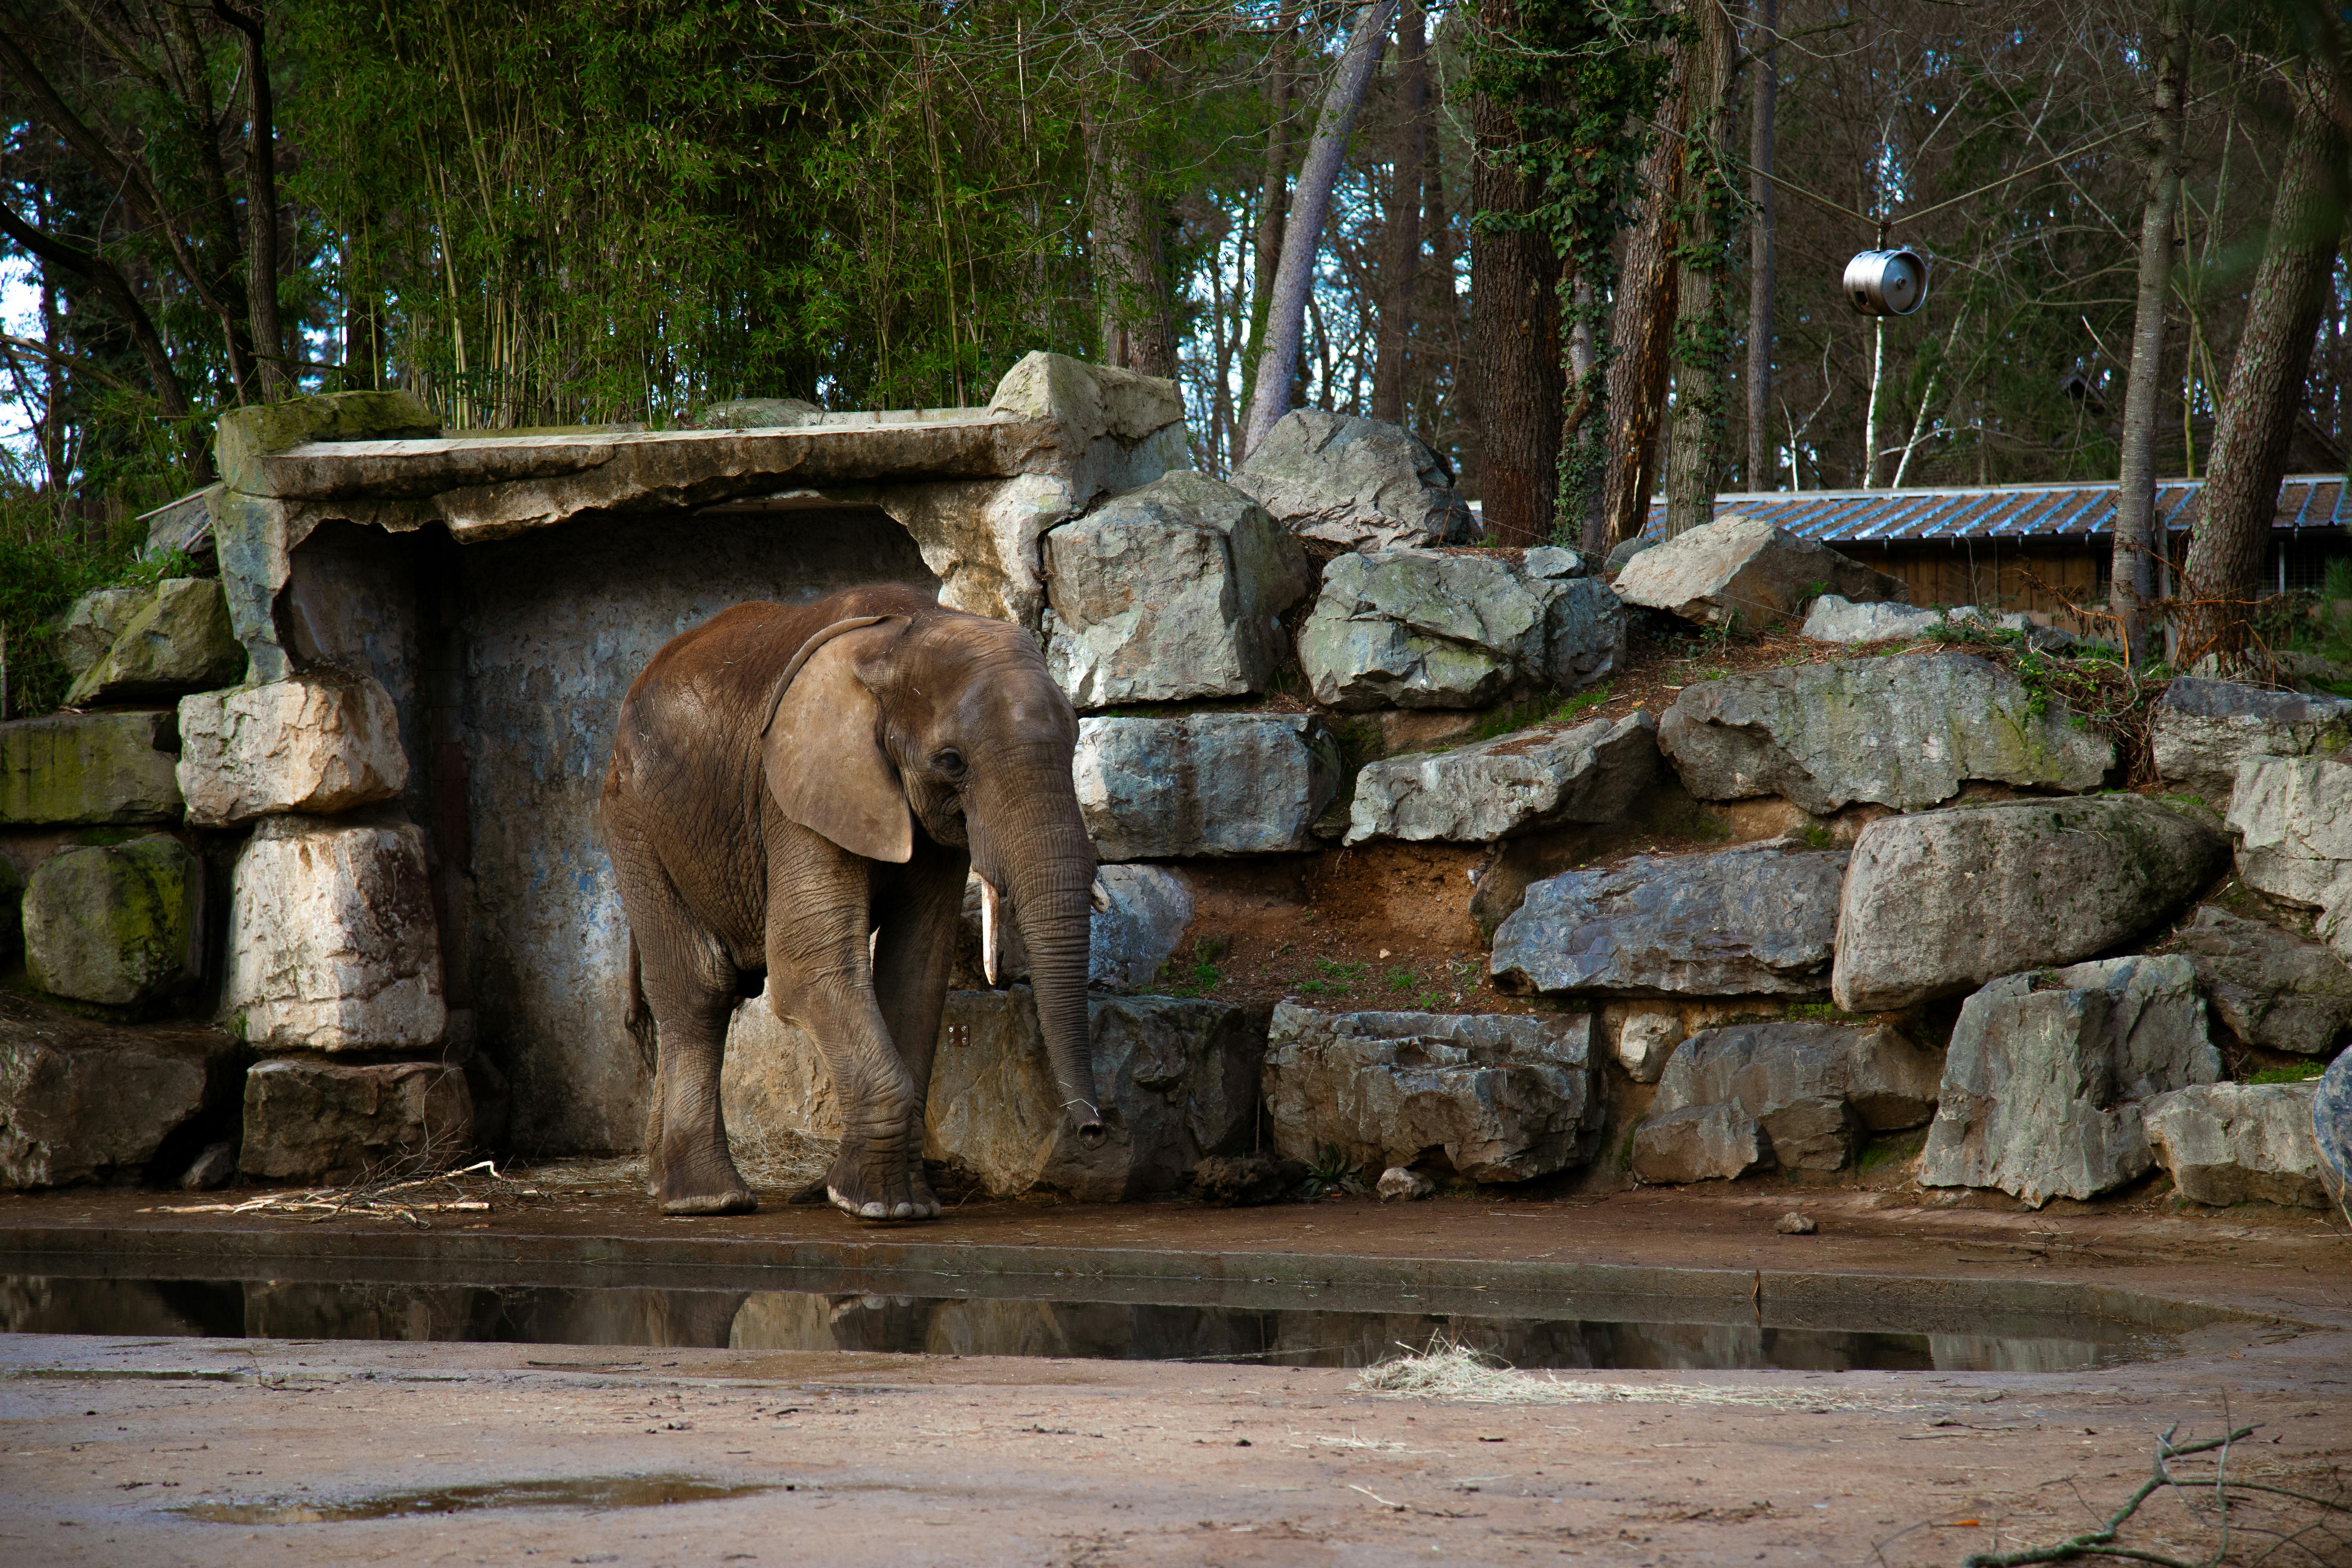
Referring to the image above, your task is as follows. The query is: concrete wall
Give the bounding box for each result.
[452,506,938,1152]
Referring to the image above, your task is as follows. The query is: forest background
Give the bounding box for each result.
[2,0,2347,712]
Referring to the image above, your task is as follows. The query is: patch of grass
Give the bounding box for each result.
[1796,822,1836,850]
[1785,1000,1871,1023]
[1858,1130,1925,1171]
[1317,959,1368,982]
[1386,966,1417,992]
[2245,1060,2326,1084]
[1295,979,1327,995]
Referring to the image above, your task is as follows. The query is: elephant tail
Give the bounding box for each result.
[624,933,658,1070]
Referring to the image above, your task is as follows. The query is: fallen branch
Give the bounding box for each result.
[1962,1424,2256,1567]
[138,1159,520,1230]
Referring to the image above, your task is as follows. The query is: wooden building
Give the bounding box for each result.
[1638,475,2352,632]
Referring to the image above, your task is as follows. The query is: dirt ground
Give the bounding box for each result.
[4,1183,2349,1566]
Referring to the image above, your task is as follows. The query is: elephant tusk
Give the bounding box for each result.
[1090,874,1112,914]
[980,877,1001,986]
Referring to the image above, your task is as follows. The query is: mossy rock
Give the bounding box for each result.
[21,834,203,1007]
[0,710,183,825]
[216,389,438,496]
[63,579,245,706]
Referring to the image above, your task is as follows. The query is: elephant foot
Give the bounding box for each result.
[661,1186,758,1216]
[825,1147,941,1222]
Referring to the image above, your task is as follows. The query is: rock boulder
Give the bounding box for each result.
[2227,756,2352,958]
[1262,1006,1604,1183]
[1659,653,2112,814]
[1630,1104,1771,1184]
[1043,471,1310,707]
[1799,596,1943,643]
[1230,410,1475,551]
[1297,548,1621,710]
[58,587,151,678]
[0,992,242,1188]
[238,1059,474,1182]
[2158,906,2352,1057]
[925,988,1261,1200]
[2151,678,2352,808]
[1643,1020,1943,1175]
[1344,710,1657,845]
[1612,515,1907,628]
[63,578,245,706]
[1492,839,1848,997]
[1917,954,2220,1206]
[0,710,182,825]
[2144,1083,2328,1208]
[176,668,409,827]
[1075,714,1340,859]
[222,814,447,1052]
[21,834,204,1008]
[1832,797,2230,1012]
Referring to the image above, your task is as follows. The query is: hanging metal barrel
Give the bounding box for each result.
[1843,247,1929,317]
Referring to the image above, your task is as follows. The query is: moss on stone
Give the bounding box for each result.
[217,389,438,496]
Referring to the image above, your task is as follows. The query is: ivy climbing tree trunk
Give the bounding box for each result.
[1468,0,1560,548]
[2180,61,2349,668]
[1372,0,1427,426]
[1244,0,1398,458]
[1744,0,1778,491]
[1663,0,1740,538]
[2112,0,2190,666]
[1596,35,1692,550]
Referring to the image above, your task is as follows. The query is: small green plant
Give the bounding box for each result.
[1317,959,1368,982]
[1785,1000,1870,1023]
[1296,979,1327,995]
[1797,822,1836,850]
[2245,1060,2326,1084]
[1386,966,1417,992]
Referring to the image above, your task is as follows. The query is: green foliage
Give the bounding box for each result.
[1386,965,1417,992]
[2244,1059,2325,1084]
[0,498,152,720]
[1785,1000,1871,1024]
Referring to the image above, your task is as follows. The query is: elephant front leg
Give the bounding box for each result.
[870,849,970,1219]
[767,824,930,1222]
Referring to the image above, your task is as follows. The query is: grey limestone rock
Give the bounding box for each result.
[1344,710,1657,846]
[692,397,822,429]
[238,1059,475,1183]
[0,710,183,825]
[924,988,1261,1200]
[1615,1009,1683,1083]
[1645,1020,1943,1176]
[1074,714,1339,859]
[1230,409,1474,551]
[2144,1083,2328,1208]
[2159,906,2352,1057]
[2316,1048,2352,1211]
[2227,756,2352,959]
[22,835,204,1008]
[1043,470,1310,707]
[58,587,151,678]
[1630,1103,1770,1185]
[1491,839,1848,997]
[0,993,242,1188]
[222,814,447,1052]
[1262,1005,1605,1183]
[2151,677,2352,808]
[1831,797,2230,1012]
[1799,596,1945,643]
[1611,515,1907,628]
[1377,1164,1436,1200]
[1297,547,1622,711]
[64,578,245,706]
[175,668,409,827]
[178,1139,237,1191]
[1658,652,2112,814]
[1917,954,2220,1206]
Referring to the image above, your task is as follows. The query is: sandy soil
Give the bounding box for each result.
[3,1185,2349,1566]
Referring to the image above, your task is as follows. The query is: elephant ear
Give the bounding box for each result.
[762,616,913,864]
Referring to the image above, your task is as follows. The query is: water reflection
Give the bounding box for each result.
[0,1273,2164,1372]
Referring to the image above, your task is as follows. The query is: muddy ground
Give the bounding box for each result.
[3,1183,2348,1566]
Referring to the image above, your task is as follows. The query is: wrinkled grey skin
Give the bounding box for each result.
[600,583,1101,1223]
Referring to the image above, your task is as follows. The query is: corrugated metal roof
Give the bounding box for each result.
[1635,474,2349,544]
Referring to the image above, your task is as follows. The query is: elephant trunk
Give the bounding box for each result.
[974,773,1103,1149]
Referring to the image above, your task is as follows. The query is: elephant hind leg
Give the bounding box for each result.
[608,815,756,1217]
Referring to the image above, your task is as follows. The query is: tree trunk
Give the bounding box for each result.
[1744,0,1778,490]
[1595,37,1692,550]
[2112,0,2190,666]
[1468,21,1562,548]
[1243,0,1398,458]
[1082,51,1179,381]
[1663,2,1739,538]
[2180,63,2349,668]
[1371,0,1427,426]
[1240,5,1298,425]
[215,3,288,401]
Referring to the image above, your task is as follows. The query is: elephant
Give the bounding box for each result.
[600,583,1103,1222]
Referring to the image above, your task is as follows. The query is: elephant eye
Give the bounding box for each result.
[933,749,966,777]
